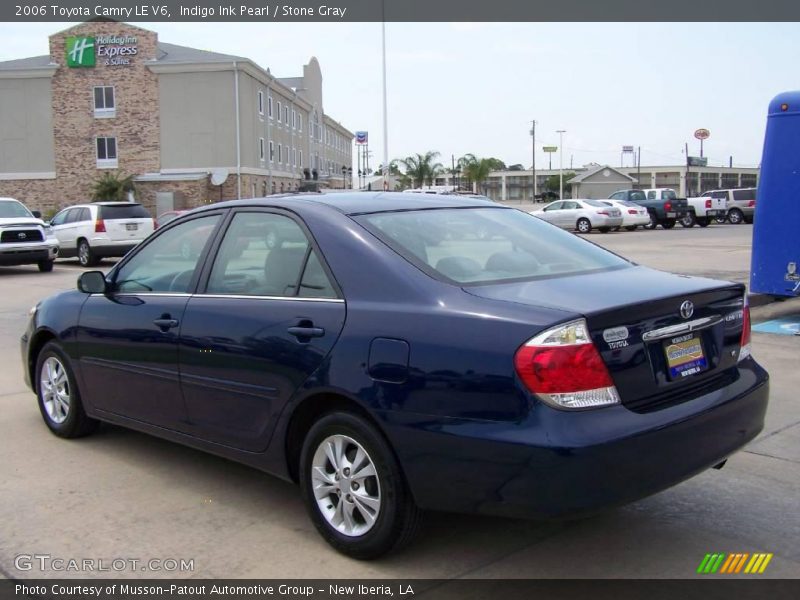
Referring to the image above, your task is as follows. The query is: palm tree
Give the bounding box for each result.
[399,151,442,188]
[458,154,493,194]
[92,172,136,202]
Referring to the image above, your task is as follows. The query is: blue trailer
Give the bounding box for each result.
[750,91,800,297]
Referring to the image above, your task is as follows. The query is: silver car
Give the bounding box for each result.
[533,199,623,233]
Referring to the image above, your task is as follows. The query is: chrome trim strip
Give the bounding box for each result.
[195,294,344,303]
[642,315,723,342]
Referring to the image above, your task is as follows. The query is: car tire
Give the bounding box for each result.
[576,218,592,234]
[37,260,54,272]
[35,341,98,439]
[696,217,710,228]
[728,208,745,225]
[661,219,676,229]
[77,240,99,267]
[624,225,638,231]
[644,212,657,230]
[300,411,422,560]
[680,212,696,228]
[612,226,621,232]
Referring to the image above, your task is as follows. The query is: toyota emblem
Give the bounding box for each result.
[680,300,694,320]
[18,232,26,240]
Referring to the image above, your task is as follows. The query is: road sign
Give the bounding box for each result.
[543,146,557,153]
[694,128,710,140]
[622,145,634,153]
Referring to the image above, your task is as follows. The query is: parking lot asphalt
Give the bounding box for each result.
[1,225,798,579]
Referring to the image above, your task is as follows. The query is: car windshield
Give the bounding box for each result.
[358,208,630,284]
[0,200,33,218]
[628,191,646,201]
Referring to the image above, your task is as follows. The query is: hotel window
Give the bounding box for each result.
[297,114,302,132]
[259,137,265,162]
[268,95,273,118]
[284,105,289,124]
[299,150,303,168]
[269,141,274,162]
[257,91,264,116]
[93,86,115,118]
[278,144,282,164]
[96,136,117,168]
[291,109,296,129]
[277,101,282,122]
[293,148,297,167]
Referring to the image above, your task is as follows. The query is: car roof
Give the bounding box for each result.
[200,192,499,216]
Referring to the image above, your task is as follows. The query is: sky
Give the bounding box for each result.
[3,21,799,171]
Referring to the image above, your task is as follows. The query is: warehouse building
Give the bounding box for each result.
[0,21,353,216]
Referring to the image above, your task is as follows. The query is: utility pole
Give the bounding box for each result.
[637,146,641,185]
[530,120,536,202]
[557,130,566,200]
[381,2,389,191]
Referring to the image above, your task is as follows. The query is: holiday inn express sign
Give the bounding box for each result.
[66,35,139,67]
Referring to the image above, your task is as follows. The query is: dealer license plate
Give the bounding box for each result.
[664,334,708,379]
[707,210,724,217]
[666,212,676,218]
[126,223,138,231]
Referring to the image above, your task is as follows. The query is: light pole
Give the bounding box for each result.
[530,120,536,202]
[557,130,566,200]
[381,1,389,191]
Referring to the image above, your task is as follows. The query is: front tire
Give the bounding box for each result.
[300,411,422,559]
[35,342,98,438]
[697,217,710,227]
[576,218,592,234]
[77,240,99,267]
[661,219,676,229]
[680,212,696,228]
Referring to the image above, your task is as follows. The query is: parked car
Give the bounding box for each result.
[601,199,650,231]
[609,189,688,229]
[0,197,60,272]
[22,193,768,559]
[533,199,623,233]
[49,202,154,266]
[705,189,757,224]
[681,194,728,228]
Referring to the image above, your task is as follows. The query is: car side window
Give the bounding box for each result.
[64,209,80,224]
[544,202,562,211]
[113,215,221,294]
[647,191,656,199]
[563,201,578,210]
[78,207,91,222]
[50,210,69,226]
[207,212,335,299]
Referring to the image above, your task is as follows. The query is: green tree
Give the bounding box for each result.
[458,154,493,194]
[91,172,136,202]
[484,157,506,171]
[545,172,576,197]
[399,151,443,188]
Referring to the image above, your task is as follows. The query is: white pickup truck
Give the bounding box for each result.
[0,197,60,271]
[680,194,728,228]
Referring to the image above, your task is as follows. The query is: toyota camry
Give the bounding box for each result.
[21,193,768,559]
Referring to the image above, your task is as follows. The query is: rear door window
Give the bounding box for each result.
[732,189,757,201]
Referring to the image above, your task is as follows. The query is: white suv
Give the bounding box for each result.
[49,202,154,266]
[0,197,60,272]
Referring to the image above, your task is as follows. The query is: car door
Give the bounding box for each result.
[50,208,80,253]
[178,209,346,452]
[560,201,580,228]
[539,201,563,226]
[75,213,223,429]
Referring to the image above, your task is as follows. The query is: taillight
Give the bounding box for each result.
[94,219,106,233]
[748,200,756,207]
[514,319,620,409]
[628,209,637,215]
[664,201,672,211]
[739,296,751,362]
[597,210,610,216]
[705,198,712,209]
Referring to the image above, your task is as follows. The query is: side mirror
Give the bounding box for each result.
[78,271,107,294]
[32,210,42,219]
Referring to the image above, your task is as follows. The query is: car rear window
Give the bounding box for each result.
[99,204,150,220]
[583,199,607,207]
[357,208,630,284]
[732,189,757,201]
[662,190,677,200]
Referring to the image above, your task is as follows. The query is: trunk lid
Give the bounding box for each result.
[465,266,747,410]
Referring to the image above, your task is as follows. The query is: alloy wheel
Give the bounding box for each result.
[311,434,381,537]
[40,357,70,424]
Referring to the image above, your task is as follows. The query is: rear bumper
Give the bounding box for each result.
[592,216,624,228]
[384,360,768,519]
[88,240,139,257]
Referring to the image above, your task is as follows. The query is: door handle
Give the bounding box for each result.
[153,317,179,331]
[288,326,325,339]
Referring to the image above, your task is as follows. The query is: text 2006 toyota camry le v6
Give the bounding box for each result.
[21,193,768,559]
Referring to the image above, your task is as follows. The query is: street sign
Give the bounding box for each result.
[694,128,710,140]
[622,145,634,153]
[355,131,368,145]
[687,156,708,167]
[543,146,557,153]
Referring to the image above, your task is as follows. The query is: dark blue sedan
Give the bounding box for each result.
[21,193,768,559]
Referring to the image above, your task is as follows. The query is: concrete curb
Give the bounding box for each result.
[749,294,800,323]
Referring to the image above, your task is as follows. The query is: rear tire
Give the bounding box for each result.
[300,411,422,559]
[661,219,676,229]
[644,211,657,230]
[728,208,745,225]
[37,260,54,272]
[35,341,98,438]
[680,212,696,228]
[576,218,592,234]
[697,217,710,227]
[624,225,638,231]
